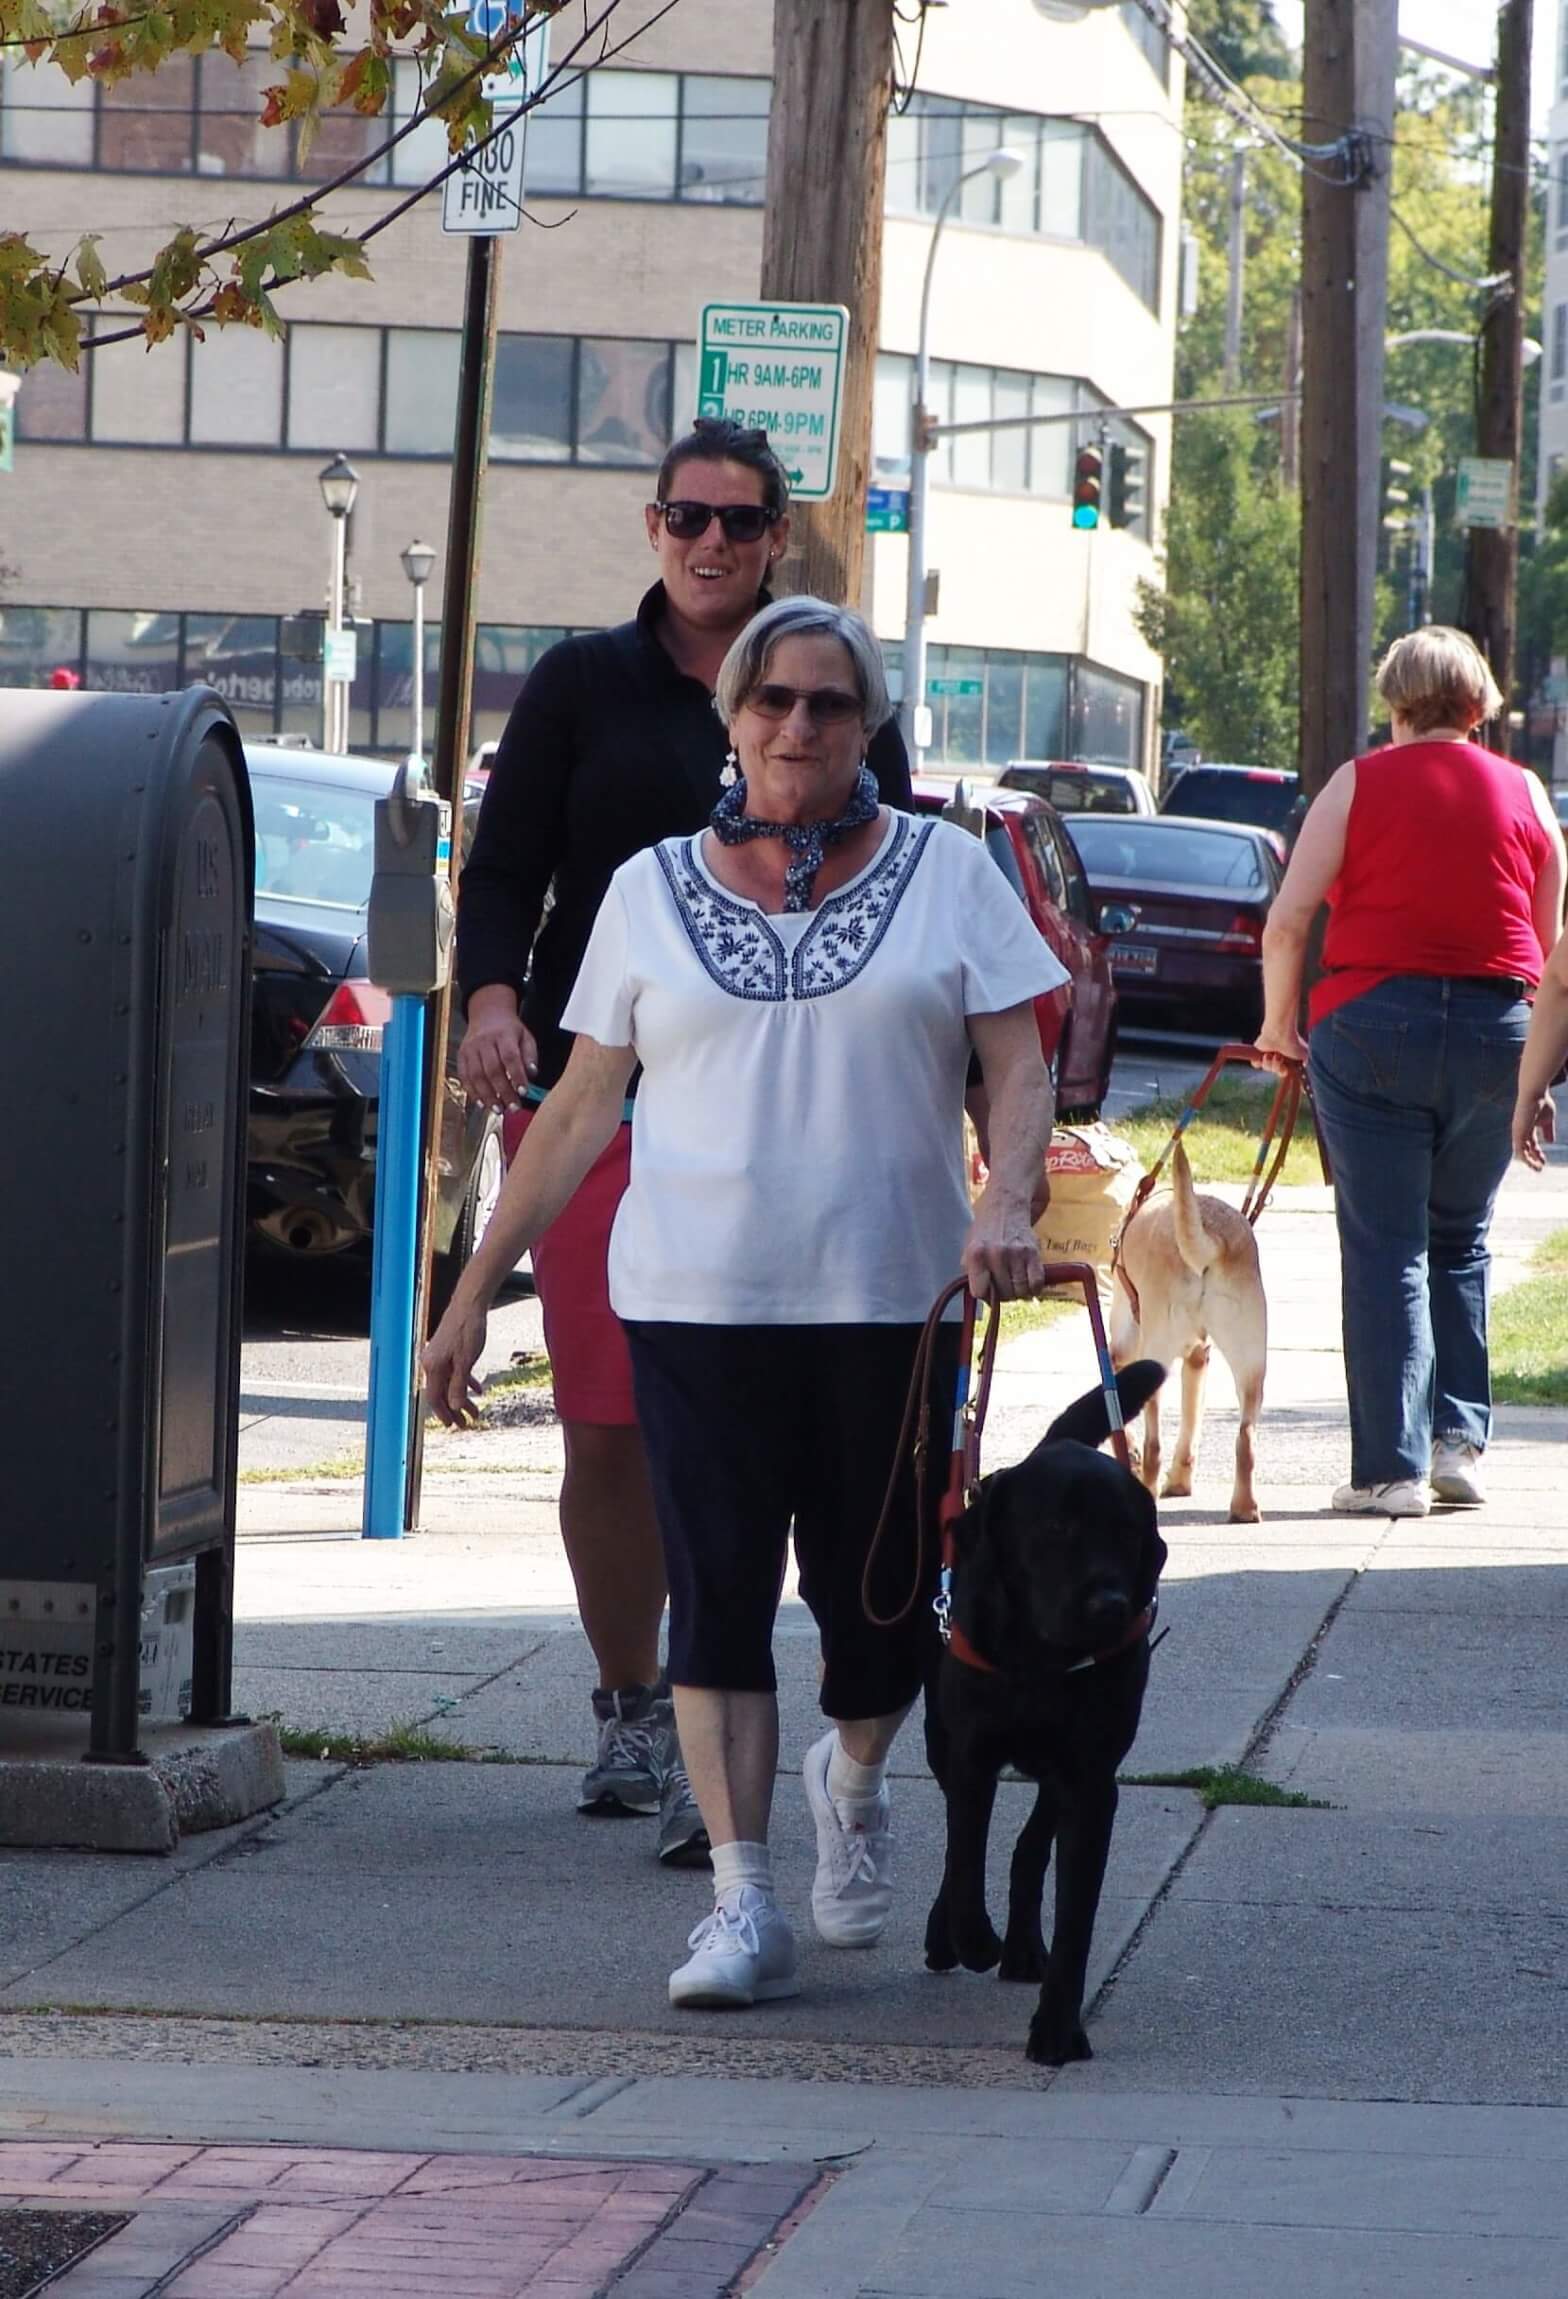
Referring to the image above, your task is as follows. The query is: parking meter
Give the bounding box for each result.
[367,758,454,996]
[363,759,453,1539]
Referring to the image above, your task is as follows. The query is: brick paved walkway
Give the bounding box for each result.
[0,2139,821,2296]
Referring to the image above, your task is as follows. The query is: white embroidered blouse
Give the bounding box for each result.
[561,811,1069,1324]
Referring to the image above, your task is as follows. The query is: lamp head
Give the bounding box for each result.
[319,452,359,520]
[401,538,437,586]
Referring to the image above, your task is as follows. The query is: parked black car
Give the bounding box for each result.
[1064,813,1285,1037]
[1160,762,1300,836]
[245,745,501,1301]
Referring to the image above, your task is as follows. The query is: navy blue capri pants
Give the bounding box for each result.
[622,1320,959,1721]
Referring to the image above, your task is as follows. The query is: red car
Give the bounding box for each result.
[910,775,1119,1116]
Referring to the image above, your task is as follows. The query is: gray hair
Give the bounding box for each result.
[714,596,894,733]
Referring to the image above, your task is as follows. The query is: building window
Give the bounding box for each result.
[1552,303,1568,405]
[89,323,186,444]
[0,55,94,164]
[493,334,575,462]
[873,351,1153,537]
[680,75,769,203]
[585,68,679,198]
[188,325,285,445]
[1556,147,1568,250]
[0,605,86,686]
[287,324,381,451]
[84,608,182,694]
[1119,1,1169,83]
[0,52,767,204]
[576,337,671,464]
[886,95,1161,313]
[15,359,87,443]
[98,54,196,172]
[384,328,462,455]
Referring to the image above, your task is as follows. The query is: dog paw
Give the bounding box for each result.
[998,1933,1046,1984]
[1025,2014,1093,2067]
[1159,1469,1193,1499]
[924,1900,959,1972]
[1228,1500,1262,1523]
[951,1918,1004,1974]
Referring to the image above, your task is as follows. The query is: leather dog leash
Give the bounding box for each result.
[1112,1046,1322,1325]
[862,1263,1132,1675]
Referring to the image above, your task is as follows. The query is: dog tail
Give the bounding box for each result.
[1169,1141,1221,1275]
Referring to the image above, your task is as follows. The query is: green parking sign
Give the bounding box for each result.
[695,302,848,501]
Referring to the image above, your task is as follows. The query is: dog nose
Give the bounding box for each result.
[1081,1588,1130,1637]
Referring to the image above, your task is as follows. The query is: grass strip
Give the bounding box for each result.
[1122,1763,1332,1810]
[1490,1244,1568,1403]
[1113,1073,1323,1188]
[270,1717,494,1765]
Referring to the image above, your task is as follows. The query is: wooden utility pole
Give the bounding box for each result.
[760,0,894,607]
[1462,0,1530,749]
[1298,0,1398,794]
[1224,149,1247,387]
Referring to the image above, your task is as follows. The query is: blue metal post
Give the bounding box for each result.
[363,994,428,1538]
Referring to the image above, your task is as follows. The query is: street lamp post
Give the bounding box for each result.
[318,452,359,754]
[901,147,1024,765]
[399,539,437,766]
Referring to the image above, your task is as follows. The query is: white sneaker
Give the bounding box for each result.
[804,1729,893,1948]
[668,1889,799,2009]
[1431,1440,1485,1506]
[1332,1479,1430,1518]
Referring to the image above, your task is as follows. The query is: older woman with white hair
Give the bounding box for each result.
[423,594,1067,2013]
[1256,625,1563,1519]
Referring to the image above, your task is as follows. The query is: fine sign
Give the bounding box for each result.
[443,111,525,234]
[697,301,848,501]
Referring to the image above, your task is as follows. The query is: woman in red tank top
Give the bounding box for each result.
[1255,628,1563,1518]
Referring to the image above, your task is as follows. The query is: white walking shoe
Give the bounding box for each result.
[1430,1440,1485,1507]
[1331,1479,1430,1519]
[667,1889,799,2009]
[804,1729,893,1948]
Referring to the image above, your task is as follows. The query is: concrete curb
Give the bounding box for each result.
[0,1722,285,1853]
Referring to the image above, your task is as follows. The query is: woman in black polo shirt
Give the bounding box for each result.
[455,417,912,1868]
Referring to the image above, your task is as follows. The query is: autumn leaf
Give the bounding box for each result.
[75,234,108,301]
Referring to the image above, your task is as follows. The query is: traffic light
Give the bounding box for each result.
[1107,440,1148,530]
[1379,456,1412,573]
[1071,444,1102,530]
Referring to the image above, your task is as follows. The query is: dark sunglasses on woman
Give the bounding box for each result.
[745,684,863,726]
[655,499,780,543]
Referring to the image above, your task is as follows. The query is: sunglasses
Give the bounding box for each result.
[744,684,863,726]
[655,499,779,543]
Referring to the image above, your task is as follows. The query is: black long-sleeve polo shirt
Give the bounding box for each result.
[456,583,915,1088]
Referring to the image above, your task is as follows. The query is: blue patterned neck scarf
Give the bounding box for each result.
[709,764,881,912]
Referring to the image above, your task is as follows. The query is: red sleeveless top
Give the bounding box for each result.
[1310,740,1551,1028]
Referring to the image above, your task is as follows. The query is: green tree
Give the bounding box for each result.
[1185,0,1291,85]
[0,0,618,370]
[1135,410,1300,767]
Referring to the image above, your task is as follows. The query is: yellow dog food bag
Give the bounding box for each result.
[1034,1123,1145,1307]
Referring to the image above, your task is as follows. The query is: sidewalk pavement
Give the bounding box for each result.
[4,1143,1568,2293]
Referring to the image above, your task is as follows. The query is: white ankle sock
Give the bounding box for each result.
[827,1738,887,1815]
[710,1840,774,1903]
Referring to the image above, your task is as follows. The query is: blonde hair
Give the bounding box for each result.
[1375,626,1503,734]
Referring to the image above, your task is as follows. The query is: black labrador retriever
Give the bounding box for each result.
[923,1360,1168,2067]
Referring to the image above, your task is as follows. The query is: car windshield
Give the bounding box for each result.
[1069,819,1266,891]
[252,773,382,909]
[1165,771,1297,830]
[1006,767,1137,814]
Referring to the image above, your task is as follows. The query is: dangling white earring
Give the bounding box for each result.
[720,748,740,788]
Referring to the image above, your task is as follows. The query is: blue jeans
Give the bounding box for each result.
[1309,976,1530,1486]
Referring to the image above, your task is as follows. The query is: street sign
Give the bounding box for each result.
[0,369,17,474]
[697,301,848,502]
[928,676,981,697]
[866,483,909,534]
[479,4,548,106]
[323,627,358,683]
[443,109,525,233]
[1455,456,1513,530]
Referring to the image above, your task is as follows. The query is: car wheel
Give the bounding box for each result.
[431,1113,505,1318]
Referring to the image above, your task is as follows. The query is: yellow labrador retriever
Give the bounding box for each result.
[1110,1142,1266,1523]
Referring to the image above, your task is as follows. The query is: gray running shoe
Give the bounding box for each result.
[657,1755,712,1869]
[578,1684,663,1816]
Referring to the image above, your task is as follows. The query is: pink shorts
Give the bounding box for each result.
[502,1103,637,1426]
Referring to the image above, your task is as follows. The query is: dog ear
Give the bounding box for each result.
[1043,1359,1166,1451]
